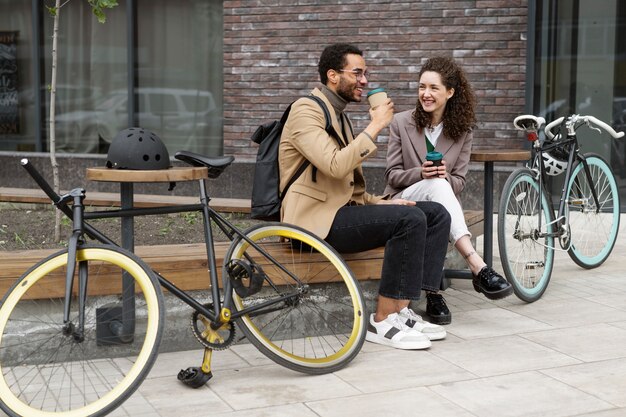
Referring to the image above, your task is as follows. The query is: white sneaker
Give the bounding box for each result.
[365,313,432,350]
[398,307,447,341]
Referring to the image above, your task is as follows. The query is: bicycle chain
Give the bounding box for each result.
[190,303,236,350]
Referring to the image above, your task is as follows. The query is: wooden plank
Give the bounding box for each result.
[85,166,208,183]
[470,150,530,162]
[0,211,484,299]
[0,187,251,213]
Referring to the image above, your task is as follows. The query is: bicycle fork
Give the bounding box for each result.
[61,189,88,342]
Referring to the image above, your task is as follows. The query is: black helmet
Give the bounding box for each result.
[106,127,170,170]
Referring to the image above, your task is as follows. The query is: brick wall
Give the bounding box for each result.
[223,0,528,164]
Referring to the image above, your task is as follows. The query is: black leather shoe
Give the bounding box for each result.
[473,266,513,300]
[426,293,451,325]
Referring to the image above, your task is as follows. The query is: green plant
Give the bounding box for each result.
[182,212,200,225]
[46,0,118,242]
[13,233,26,248]
[158,218,175,236]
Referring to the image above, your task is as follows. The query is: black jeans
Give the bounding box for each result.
[325,202,451,301]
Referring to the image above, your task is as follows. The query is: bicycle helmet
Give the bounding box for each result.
[542,143,569,176]
[106,127,170,170]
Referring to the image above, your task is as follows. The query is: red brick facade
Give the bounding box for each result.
[223,0,528,163]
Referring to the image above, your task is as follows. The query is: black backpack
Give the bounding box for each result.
[250,95,343,221]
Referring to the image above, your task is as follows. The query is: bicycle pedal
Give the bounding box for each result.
[524,261,544,270]
[177,366,213,389]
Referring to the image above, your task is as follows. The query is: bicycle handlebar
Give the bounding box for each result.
[544,114,625,140]
[585,115,625,139]
[21,158,62,205]
[543,117,564,140]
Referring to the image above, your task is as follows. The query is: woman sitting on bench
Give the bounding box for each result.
[384,56,512,301]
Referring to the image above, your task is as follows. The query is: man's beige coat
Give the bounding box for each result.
[279,88,383,239]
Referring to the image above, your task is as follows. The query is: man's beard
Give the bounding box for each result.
[336,79,360,103]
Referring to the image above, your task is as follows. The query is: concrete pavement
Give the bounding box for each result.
[5,217,626,417]
[109,216,626,417]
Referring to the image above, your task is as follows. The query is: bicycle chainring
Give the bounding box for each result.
[190,303,236,350]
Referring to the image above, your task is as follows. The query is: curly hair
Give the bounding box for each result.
[413,57,476,142]
[318,43,363,84]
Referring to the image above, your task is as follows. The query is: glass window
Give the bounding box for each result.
[181,94,213,113]
[532,0,626,209]
[137,0,223,156]
[0,1,35,151]
[150,93,178,114]
[0,1,223,156]
[42,1,127,154]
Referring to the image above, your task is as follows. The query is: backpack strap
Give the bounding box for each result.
[307,95,345,148]
[279,94,344,199]
[304,95,345,183]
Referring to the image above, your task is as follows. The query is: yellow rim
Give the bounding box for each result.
[232,226,364,367]
[0,248,161,417]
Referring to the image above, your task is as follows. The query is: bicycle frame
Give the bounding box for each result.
[528,126,601,247]
[21,159,303,332]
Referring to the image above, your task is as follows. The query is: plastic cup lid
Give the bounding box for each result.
[426,151,443,160]
[367,88,386,97]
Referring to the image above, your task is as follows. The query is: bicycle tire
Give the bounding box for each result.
[565,153,620,268]
[0,245,164,417]
[227,223,366,374]
[498,168,555,302]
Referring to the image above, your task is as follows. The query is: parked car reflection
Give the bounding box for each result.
[55,87,222,155]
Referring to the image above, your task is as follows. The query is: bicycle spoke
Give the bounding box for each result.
[229,223,366,374]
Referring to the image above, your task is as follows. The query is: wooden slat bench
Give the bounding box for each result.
[0,187,251,213]
[0,207,483,298]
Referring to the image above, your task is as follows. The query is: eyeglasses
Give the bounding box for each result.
[338,68,370,81]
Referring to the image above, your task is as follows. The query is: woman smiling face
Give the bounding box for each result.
[418,70,455,123]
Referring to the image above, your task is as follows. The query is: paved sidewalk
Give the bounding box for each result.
[110,216,626,417]
[6,218,625,417]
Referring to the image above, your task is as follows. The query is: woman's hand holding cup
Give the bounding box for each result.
[422,159,447,179]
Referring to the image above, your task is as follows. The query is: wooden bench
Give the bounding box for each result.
[1,148,533,299]
[0,186,251,213]
[0,207,483,298]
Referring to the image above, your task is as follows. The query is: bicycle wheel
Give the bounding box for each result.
[565,153,620,268]
[0,245,164,417]
[226,223,366,374]
[498,168,555,302]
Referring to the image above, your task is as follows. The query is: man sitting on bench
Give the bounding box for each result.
[279,43,451,351]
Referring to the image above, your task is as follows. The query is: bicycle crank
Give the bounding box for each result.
[190,303,236,350]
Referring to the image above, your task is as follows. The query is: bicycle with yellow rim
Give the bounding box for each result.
[0,152,367,417]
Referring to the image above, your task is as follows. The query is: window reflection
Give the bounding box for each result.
[1,0,223,156]
[534,0,626,208]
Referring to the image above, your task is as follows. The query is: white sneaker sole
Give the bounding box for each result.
[365,331,432,350]
[415,329,446,341]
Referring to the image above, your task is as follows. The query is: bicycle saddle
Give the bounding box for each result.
[174,150,235,179]
[513,115,546,132]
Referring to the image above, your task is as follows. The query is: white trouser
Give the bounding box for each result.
[400,178,470,244]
